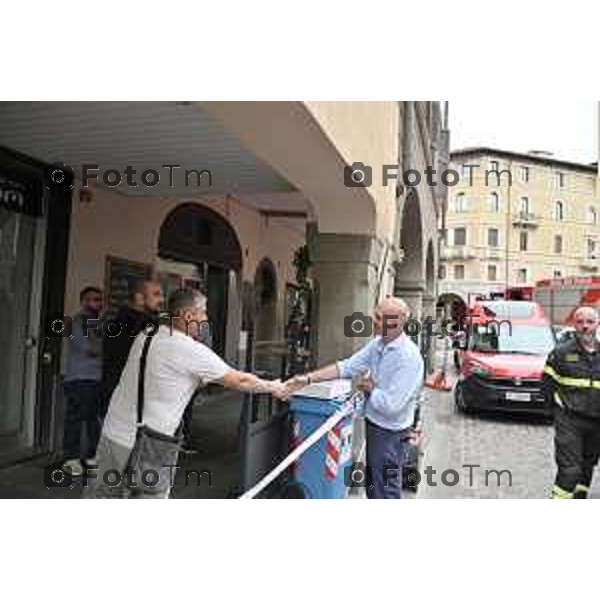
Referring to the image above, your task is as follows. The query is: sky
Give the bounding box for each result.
[450,100,598,165]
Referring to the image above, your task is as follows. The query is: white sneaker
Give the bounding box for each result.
[85,456,98,469]
[62,459,84,477]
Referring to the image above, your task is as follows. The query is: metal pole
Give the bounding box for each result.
[505,159,513,293]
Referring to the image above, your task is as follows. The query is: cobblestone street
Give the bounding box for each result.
[417,370,600,499]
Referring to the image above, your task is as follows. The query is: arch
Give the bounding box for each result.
[253,258,280,376]
[157,202,243,358]
[394,188,425,318]
[158,202,242,271]
[254,258,278,343]
[396,189,424,283]
[436,292,467,323]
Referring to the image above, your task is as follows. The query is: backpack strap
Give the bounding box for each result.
[137,335,153,426]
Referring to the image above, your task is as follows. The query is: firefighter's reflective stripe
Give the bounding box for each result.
[553,392,565,408]
[551,484,574,499]
[544,365,600,389]
[574,483,589,494]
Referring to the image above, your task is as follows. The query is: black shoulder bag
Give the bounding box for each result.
[125,334,183,497]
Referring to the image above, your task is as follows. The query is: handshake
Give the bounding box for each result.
[262,375,311,401]
[262,372,375,400]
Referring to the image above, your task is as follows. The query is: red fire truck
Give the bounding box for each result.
[533,277,600,326]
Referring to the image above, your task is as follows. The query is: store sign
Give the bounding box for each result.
[0,177,42,216]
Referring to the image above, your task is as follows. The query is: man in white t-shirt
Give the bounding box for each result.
[85,288,287,498]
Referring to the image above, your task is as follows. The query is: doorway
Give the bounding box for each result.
[158,202,242,361]
[0,206,44,455]
[0,150,70,463]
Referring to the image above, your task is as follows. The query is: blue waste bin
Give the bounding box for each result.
[286,385,361,499]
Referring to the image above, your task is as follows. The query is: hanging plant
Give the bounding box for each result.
[292,244,312,287]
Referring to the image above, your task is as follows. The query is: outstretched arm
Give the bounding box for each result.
[218,370,287,399]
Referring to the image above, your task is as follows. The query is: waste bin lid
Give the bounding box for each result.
[290,378,351,400]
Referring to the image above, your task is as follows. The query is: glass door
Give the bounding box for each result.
[0,181,45,457]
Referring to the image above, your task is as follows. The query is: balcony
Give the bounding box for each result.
[441,245,477,260]
[512,211,540,228]
[484,247,502,261]
[580,256,599,271]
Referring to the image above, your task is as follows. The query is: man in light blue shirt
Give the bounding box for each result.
[287,297,423,498]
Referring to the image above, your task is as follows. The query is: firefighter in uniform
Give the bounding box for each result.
[543,306,600,499]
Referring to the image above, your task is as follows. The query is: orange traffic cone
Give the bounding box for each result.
[425,337,453,391]
[425,369,452,391]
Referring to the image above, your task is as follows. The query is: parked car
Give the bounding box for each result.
[454,300,556,417]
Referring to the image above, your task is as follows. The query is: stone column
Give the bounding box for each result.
[422,292,437,374]
[393,279,425,322]
[309,231,384,366]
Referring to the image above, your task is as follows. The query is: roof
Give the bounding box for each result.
[450,147,598,174]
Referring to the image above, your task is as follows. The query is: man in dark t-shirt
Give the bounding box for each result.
[101,279,164,415]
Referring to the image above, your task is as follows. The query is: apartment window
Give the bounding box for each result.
[488,228,499,247]
[553,268,564,278]
[588,206,597,225]
[489,160,499,172]
[519,196,530,214]
[519,231,528,251]
[454,193,467,212]
[517,268,528,283]
[586,238,596,259]
[461,164,475,180]
[554,200,564,221]
[554,234,563,254]
[488,265,497,281]
[454,227,467,246]
[519,166,529,183]
[488,192,500,212]
[454,264,465,280]
[439,265,446,280]
[556,172,565,188]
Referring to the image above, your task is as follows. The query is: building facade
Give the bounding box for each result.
[439,147,600,305]
[0,101,447,475]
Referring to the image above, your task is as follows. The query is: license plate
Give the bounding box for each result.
[506,392,531,402]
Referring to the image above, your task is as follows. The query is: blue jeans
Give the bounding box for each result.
[366,419,410,499]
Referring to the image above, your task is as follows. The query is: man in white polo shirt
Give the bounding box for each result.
[85,288,287,498]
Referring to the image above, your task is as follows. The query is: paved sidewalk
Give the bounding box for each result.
[0,389,244,499]
[417,345,600,499]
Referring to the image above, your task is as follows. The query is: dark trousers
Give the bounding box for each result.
[366,419,409,499]
[554,408,600,497]
[62,380,103,460]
